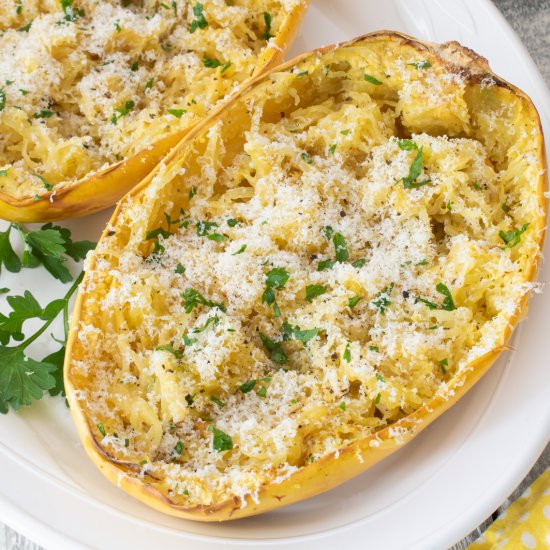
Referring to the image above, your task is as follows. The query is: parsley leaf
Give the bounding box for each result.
[155,345,183,359]
[333,232,349,262]
[397,139,417,151]
[408,61,432,69]
[111,100,135,124]
[305,284,327,302]
[262,11,274,40]
[351,258,366,269]
[281,322,319,346]
[60,0,85,22]
[208,425,233,452]
[182,288,226,314]
[0,348,56,413]
[259,332,287,364]
[167,108,186,118]
[203,57,221,68]
[0,225,22,273]
[402,147,431,189]
[343,342,351,363]
[189,2,208,33]
[348,295,362,309]
[0,272,83,413]
[317,259,334,271]
[372,284,394,314]
[239,380,256,393]
[262,268,290,317]
[499,224,529,249]
[364,73,383,85]
[436,283,456,311]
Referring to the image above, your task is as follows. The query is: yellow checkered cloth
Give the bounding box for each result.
[469,469,550,549]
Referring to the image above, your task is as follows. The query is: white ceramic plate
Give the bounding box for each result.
[0,1,549,549]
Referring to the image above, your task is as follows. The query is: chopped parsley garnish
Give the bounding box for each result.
[416,283,456,311]
[185,394,195,406]
[227,218,239,227]
[364,73,383,85]
[60,0,85,22]
[408,61,432,69]
[188,187,197,199]
[203,57,222,68]
[301,152,313,164]
[33,173,53,191]
[97,422,107,437]
[369,345,380,353]
[338,402,346,411]
[17,21,32,32]
[174,441,184,455]
[208,425,233,452]
[439,358,448,374]
[167,108,186,118]
[207,233,226,243]
[296,70,309,77]
[259,332,287,364]
[257,386,267,397]
[396,139,417,151]
[333,232,349,262]
[261,267,290,317]
[182,288,226,313]
[111,100,135,124]
[415,297,438,310]
[262,11,274,40]
[436,283,456,311]
[323,225,334,240]
[182,334,198,346]
[0,89,5,112]
[210,395,224,408]
[402,147,431,189]
[376,373,385,383]
[305,284,327,302]
[348,295,362,309]
[231,244,246,255]
[317,259,334,271]
[501,203,511,214]
[329,144,337,154]
[196,220,218,236]
[145,227,172,240]
[351,258,366,268]
[371,283,394,314]
[239,380,256,393]
[343,342,351,363]
[221,61,232,74]
[145,78,154,90]
[281,322,319,346]
[33,110,55,119]
[471,182,483,191]
[130,61,139,72]
[175,263,185,274]
[499,224,529,249]
[155,345,183,359]
[340,129,350,135]
[375,392,381,404]
[114,22,121,32]
[192,315,219,333]
[189,2,208,33]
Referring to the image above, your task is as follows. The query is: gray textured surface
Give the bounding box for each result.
[1,1,549,549]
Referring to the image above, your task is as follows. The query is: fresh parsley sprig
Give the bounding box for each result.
[0,223,95,283]
[0,271,84,413]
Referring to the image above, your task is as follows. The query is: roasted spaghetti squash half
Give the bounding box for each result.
[65,32,547,520]
[0,0,308,221]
